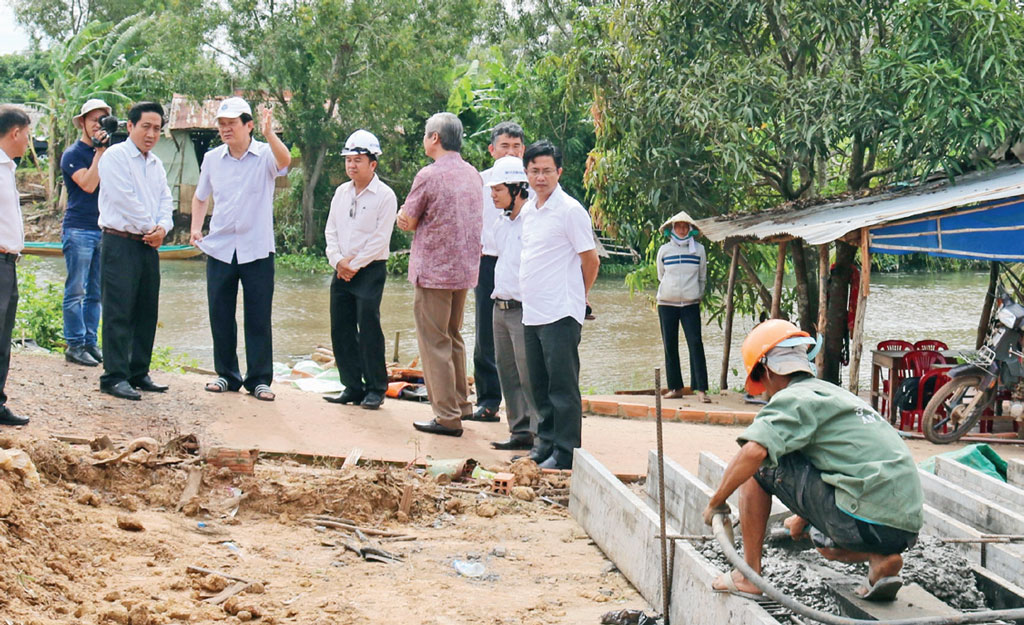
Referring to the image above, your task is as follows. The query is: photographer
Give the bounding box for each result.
[60,98,113,367]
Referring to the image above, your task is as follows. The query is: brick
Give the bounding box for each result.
[707,411,736,426]
[735,412,756,425]
[205,447,259,474]
[648,406,677,421]
[618,403,649,419]
[580,398,590,412]
[492,472,515,495]
[677,409,707,423]
[588,400,619,416]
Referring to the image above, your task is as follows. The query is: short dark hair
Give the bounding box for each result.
[0,106,31,137]
[523,139,562,169]
[490,121,524,146]
[239,113,253,125]
[127,101,165,127]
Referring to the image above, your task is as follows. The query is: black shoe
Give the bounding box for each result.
[0,406,28,426]
[360,392,384,410]
[464,405,500,422]
[538,454,573,470]
[130,375,168,393]
[491,436,533,451]
[412,419,463,437]
[85,344,102,363]
[511,445,553,464]
[65,345,99,367]
[100,380,142,401]
[324,388,366,404]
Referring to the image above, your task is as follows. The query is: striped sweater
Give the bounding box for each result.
[656,237,707,306]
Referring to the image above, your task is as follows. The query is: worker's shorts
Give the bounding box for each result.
[753,452,918,555]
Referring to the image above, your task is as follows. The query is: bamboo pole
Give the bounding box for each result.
[816,243,829,375]
[720,246,740,391]
[847,229,871,394]
[771,241,787,318]
[977,262,999,349]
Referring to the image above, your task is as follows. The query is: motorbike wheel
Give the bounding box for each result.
[922,375,992,444]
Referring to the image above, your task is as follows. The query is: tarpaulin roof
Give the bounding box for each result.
[694,164,1024,246]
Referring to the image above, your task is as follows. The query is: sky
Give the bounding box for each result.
[0,3,32,54]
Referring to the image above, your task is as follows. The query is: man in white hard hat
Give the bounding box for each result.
[323,130,397,410]
[486,155,538,451]
[190,97,290,401]
[60,98,113,367]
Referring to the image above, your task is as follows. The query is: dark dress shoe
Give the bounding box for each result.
[65,345,99,367]
[413,419,463,437]
[491,436,533,450]
[85,344,103,362]
[538,455,573,470]
[360,392,384,410]
[463,405,500,422]
[0,406,29,426]
[100,381,142,401]
[130,375,168,392]
[324,388,366,404]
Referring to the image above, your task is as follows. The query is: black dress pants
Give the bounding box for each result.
[658,303,709,392]
[473,255,501,409]
[329,260,387,395]
[0,257,18,407]
[207,253,275,392]
[524,316,582,464]
[100,234,160,386]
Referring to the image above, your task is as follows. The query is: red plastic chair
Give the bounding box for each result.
[895,350,947,430]
[914,339,949,351]
[877,340,914,418]
[901,368,950,432]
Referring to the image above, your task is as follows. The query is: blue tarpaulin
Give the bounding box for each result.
[870,196,1024,261]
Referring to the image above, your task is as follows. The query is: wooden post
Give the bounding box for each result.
[977,262,1000,349]
[816,243,829,375]
[847,229,871,394]
[770,241,787,318]
[392,331,400,363]
[720,245,740,392]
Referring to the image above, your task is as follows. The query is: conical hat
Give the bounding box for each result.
[659,210,696,231]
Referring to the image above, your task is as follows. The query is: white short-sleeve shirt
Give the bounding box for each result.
[0,149,23,254]
[519,185,596,326]
[491,211,524,301]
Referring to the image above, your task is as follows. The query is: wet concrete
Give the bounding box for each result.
[696,535,986,613]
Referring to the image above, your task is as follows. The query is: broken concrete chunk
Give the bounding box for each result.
[116,515,145,532]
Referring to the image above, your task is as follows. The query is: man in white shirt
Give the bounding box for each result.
[322,130,397,409]
[486,156,537,451]
[467,122,525,424]
[96,102,174,401]
[190,97,290,402]
[0,106,32,426]
[519,140,600,470]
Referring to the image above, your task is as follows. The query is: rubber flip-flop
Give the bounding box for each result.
[711,571,763,601]
[859,575,903,602]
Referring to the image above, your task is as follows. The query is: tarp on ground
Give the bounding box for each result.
[869,196,1024,261]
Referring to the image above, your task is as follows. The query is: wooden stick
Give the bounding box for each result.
[203,581,250,605]
[305,518,408,537]
[399,484,414,516]
[816,243,829,375]
[847,228,871,394]
[392,331,400,363]
[720,245,739,391]
[771,241,787,319]
[186,565,253,584]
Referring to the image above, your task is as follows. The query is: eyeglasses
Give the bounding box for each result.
[527,168,558,177]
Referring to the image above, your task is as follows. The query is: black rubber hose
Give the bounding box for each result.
[711,514,1024,625]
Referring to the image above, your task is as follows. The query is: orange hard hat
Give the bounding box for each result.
[741,319,809,395]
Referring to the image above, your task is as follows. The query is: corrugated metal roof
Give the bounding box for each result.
[166,94,283,133]
[695,164,1024,245]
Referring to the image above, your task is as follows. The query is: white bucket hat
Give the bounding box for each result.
[341,129,382,156]
[216,97,253,120]
[72,98,112,129]
[486,155,528,186]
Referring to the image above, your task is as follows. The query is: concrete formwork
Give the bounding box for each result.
[569,449,782,625]
[933,456,1024,515]
[1008,458,1024,489]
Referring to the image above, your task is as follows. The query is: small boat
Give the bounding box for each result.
[22,241,202,260]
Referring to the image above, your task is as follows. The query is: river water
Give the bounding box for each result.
[28,256,991,393]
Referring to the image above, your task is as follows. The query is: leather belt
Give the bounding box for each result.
[0,252,19,263]
[495,298,522,310]
[102,227,145,241]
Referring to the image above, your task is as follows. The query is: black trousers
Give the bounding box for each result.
[473,255,501,409]
[207,253,275,392]
[100,234,160,386]
[524,316,582,464]
[330,260,387,395]
[0,257,18,406]
[658,303,709,392]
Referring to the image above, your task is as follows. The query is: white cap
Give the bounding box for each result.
[341,129,382,156]
[72,99,111,129]
[486,155,528,186]
[763,343,814,377]
[216,97,252,120]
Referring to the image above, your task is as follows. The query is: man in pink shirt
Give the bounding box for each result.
[397,112,483,436]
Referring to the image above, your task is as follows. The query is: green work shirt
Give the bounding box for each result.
[738,374,924,533]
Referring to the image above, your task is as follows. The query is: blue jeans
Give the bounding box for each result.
[62,227,102,347]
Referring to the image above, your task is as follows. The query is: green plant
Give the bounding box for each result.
[13,258,64,351]
[386,253,410,276]
[149,346,199,374]
[276,252,332,275]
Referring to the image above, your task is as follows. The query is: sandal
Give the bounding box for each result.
[712,570,763,601]
[251,384,275,402]
[858,575,903,602]
[205,377,232,393]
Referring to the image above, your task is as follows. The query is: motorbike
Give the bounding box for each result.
[921,286,1024,444]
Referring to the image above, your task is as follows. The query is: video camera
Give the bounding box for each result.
[93,115,122,148]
